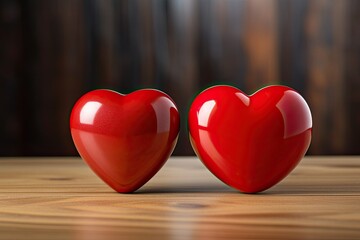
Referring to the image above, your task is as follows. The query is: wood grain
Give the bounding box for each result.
[0,156,359,239]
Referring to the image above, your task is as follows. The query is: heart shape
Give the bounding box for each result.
[70,89,180,193]
[188,85,312,193]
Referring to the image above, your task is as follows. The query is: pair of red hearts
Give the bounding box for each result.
[70,85,312,193]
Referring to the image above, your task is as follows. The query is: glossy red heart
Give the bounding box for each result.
[188,85,312,193]
[70,89,180,193]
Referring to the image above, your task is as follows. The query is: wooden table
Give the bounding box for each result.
[0,156,359,240]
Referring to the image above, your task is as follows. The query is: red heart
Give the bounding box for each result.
[188,85,312,193]
[70,89,180,193]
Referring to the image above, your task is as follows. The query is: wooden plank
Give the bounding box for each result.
[243,0,279,92]
[345,0,360,154]
[167,0,198,155]
[0,0,23,155]
[277,0,308,93]
[305,0,349,154]
[0,156,359,239]
[53,0,87,155]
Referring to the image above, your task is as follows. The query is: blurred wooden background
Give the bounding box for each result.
[0,0,359,156]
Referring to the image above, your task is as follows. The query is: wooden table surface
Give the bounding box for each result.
[0,156,359,240]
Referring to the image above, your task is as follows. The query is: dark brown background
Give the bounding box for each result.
[0,0,359,156]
